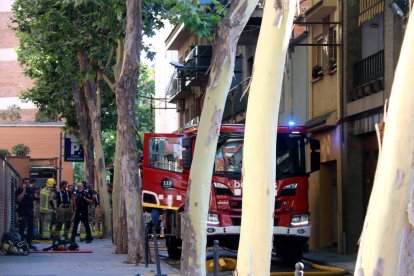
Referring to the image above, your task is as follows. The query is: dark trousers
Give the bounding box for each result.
[18,213,34,245]
[70,211,92,242]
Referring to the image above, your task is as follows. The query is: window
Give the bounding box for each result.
[215,139,244,173]
[329,27,337,71]
[312,36,324,79]
[149,137,184,172]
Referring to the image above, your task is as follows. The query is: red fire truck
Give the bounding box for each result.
[141,124,320,263]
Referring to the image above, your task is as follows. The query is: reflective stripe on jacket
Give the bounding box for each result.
[40,188,52,213]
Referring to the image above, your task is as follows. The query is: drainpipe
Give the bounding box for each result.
[59,131,63,183]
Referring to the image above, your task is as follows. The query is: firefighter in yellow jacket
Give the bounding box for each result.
[39,178,56,239]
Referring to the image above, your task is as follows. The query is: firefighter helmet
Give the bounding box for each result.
[46,178,56,188]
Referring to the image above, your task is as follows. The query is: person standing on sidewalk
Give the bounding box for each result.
[70,182,93,244]
[15,177,38,250]
[30,178,41,239]
[39,178,56,239]
[52,181,72,240]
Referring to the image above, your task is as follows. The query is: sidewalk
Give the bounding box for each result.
[0,239,179,276]
[0,239,357,276]
[303,249,357,275]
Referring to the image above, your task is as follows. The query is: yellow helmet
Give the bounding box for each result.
[46,178,56,188]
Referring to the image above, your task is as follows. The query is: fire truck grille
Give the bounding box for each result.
[230,199,242,209]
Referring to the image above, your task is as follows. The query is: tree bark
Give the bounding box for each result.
[114,0,145,264]
[112,39,128,253]
[355,14,414,276]
[236,1,296,275]
[71,81,95,186]
[113,126,128,253]
[77,51,112,239]
[180,1,258,275]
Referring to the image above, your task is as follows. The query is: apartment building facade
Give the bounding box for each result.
[341,0,411,253]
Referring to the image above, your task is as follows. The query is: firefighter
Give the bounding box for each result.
[39,178,56,239]
[15,177,38,250]
[52,181,72,240]
[30,179,41,239]
[91,191,103,239]
[70,182,93,244]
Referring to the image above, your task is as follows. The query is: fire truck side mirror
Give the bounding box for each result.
[310,152,320,173]
[182,137,192,148]
[182,149,192,169]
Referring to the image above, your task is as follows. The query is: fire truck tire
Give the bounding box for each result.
[166,236,182,259]
[280,246,303,265]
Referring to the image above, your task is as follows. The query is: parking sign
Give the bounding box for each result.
[64,134,84,162]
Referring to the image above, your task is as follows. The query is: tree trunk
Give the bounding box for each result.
[236,1,296,274]
[114,0,145,264]
[180,1,258,275]
[77,51,113,239]
[112,39,128,253]
[113,126,128,253]
[71,81,95,186]
[355,14,414,276]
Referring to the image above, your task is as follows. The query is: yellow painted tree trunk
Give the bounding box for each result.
[236,1,296,275]
[180,1,259,275]
[354,13,414,276]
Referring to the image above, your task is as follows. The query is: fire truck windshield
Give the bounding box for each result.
[213,133,306,178]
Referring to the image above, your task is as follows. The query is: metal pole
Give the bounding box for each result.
[59,131,63,183]
[213,240,219,276]
[145,225,149,267]
[294,262,304,276]
[152,226,161,274]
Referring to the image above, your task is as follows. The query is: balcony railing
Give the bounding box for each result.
[350,50,384,101]
[353,50,384,89]
[223,77,250,121]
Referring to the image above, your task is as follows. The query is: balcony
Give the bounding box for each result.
[303,0,337,21]
[184,45,212,84]
[350,50,384,101]
[166,70,191,102]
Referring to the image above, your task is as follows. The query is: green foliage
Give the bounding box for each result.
[12,144,31,156]
[0,105,22,121]
[102,63,155,164]
[73,162,85,184]
[35,110,54,122]
[0,148,11,157]
[165,0,228,39]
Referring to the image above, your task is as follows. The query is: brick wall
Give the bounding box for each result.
[0,126,73,183]
[0,11,36,122]
[6,156,30,179]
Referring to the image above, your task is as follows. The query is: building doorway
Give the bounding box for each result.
[318,160,338,249]
[360,133,379,215]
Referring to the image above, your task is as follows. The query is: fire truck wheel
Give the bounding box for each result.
[280,246,303,265]
[166,236,182,259]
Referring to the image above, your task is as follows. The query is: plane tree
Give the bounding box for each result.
[236,0,296,274]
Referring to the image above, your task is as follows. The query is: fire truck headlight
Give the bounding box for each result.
[283,183,298,190]
[213,182,229,189]
[291,214,309,226]
[207,213,220,225]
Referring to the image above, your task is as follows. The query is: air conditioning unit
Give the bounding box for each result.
[176,99,185,112]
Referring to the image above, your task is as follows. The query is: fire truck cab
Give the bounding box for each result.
[141,124,320,263]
